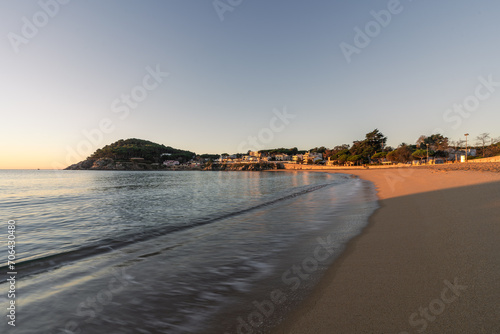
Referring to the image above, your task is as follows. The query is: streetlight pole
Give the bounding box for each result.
[464,133,469,162]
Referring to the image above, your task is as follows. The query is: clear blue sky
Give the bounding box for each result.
[1,0,499,168]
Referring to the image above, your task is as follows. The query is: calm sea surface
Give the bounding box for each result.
[0,170,377,334]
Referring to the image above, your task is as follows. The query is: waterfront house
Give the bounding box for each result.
[303,152,323,164]
[163,160,180,166]
[275,154,291,161]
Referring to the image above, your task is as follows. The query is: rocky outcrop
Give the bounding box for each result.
[64,159,96,170]
[91,158,115,169]
[63,138,198,171]
[65,158,162,170]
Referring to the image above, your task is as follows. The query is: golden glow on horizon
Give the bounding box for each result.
[0,148,70,170]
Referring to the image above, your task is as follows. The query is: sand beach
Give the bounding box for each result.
[273,164,500,333]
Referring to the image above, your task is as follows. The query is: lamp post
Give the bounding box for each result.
[426,143,429,164]
[464,133,469,162]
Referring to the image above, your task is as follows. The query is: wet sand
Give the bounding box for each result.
[272,167,500,333]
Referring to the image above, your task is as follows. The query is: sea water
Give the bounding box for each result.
[0,170,378,333]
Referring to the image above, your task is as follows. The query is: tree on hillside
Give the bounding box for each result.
[310,146,327,154]
[349,141,363,156]
[387,144,413,163]
[371,152,387,163]
[416,135,427,148]
[476,133,490,157]
[334,144,350,151]
[89,138,195,163]
[337,154,349,164]
[260,147,300,156]
[347,155,363,165]
[349,129,387,163]
[485,141,500,157]
[416,134,449,151]
[383,146,394,152]
[365,129,387,150]
[200,154,220,160]
[324,146,348,161]
[412,149,430,162]
[386,151,396,162]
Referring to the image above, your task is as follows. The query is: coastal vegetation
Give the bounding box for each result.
[258,147,306,156]
[65,131,500,170]
[65,139,197,170]
[90,138,195,163]
[295,130,500,165]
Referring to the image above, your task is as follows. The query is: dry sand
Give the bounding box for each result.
[272,167,500,334]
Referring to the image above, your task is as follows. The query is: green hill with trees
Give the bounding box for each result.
[90,138,195,163]
[65,138,196,170]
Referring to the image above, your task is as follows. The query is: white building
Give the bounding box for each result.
[303,152,323,164]
[163,160,179,166]
[275,154,291,161]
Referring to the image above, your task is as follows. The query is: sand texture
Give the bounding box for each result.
[272,168,500,334]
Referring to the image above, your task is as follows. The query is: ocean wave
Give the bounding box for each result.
[0,178,344,281]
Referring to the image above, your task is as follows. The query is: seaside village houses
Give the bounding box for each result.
[112,140,487,172]
[161,153,180,167]
[302,152,323,164]
[216,151,325,165]
[206,144,479,167]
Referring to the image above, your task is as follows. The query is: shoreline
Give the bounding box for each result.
[271,167,500,333]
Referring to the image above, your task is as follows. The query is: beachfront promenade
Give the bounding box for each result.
[283,159,500,172]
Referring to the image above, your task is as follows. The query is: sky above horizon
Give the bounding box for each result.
[1,0,500,169]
